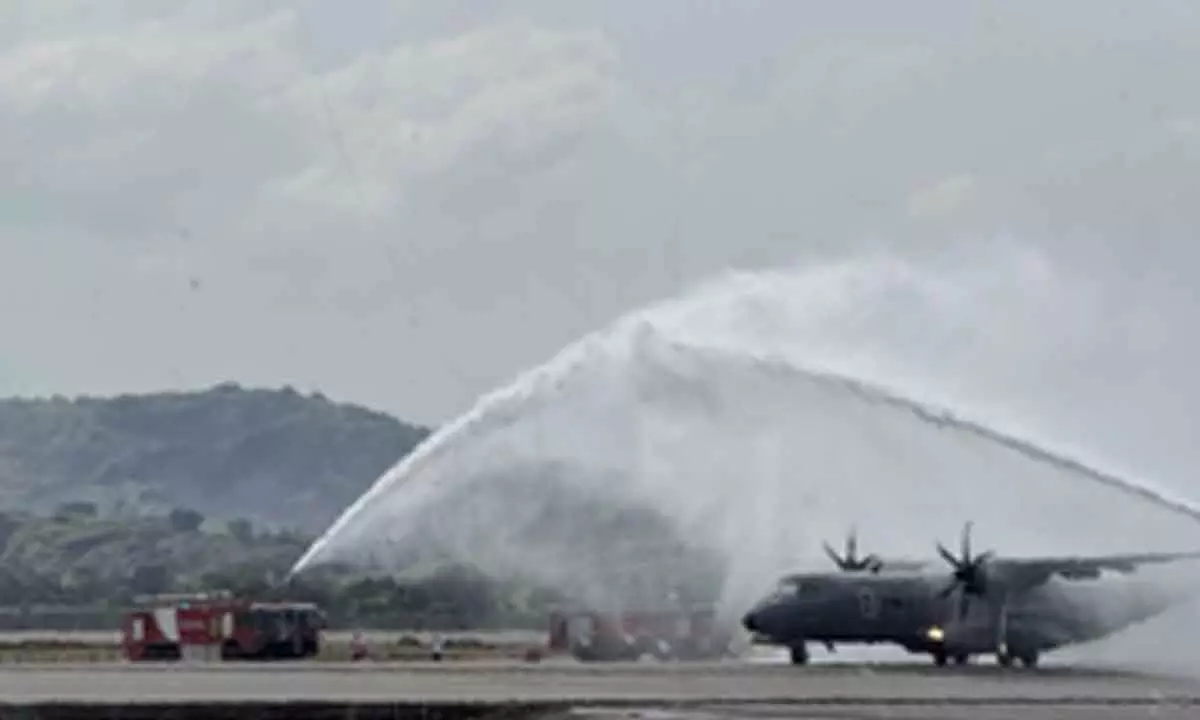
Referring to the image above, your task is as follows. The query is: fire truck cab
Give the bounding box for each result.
[122,590,326,662]
[547,606,737,662]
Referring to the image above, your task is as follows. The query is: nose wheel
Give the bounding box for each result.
[789,644,809,665]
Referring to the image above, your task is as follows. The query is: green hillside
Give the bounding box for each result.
[0,382,430,532]
[0,383,723,630]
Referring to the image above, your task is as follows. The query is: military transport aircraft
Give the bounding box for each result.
[742,521,1200,668]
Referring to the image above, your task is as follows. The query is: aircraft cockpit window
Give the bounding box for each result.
[777,579,820,596]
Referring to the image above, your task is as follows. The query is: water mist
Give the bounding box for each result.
[295,246,1200,669]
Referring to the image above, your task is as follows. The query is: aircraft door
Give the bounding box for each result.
[877,593,915,638]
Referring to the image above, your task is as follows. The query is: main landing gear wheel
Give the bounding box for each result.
[932,649,947,667]
[789,644,809,665]
[953,653,969,665]
[997,650,1039,668]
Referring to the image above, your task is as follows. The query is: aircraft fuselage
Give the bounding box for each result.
[742,570,1182,666]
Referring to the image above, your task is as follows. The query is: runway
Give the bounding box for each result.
[0,661,1198,712]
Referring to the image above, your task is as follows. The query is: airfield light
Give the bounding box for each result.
[925,626,945,642]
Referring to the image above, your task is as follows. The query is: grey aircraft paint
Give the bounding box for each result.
[741,523,1200,667]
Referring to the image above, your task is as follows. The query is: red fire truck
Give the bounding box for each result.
[547,606,738,662]
[121,590,326,662]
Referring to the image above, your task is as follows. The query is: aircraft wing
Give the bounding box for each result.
[996,551,1200,587]
[875,558,931,572]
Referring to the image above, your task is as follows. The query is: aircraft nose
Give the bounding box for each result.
[742,609,761,633]
[743,597,809,642]
[743,600,785,637]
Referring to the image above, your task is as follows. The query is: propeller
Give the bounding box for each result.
[934,521,996,618]
[823,526,884,573]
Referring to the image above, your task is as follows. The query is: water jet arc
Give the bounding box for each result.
[292,333,1200,619]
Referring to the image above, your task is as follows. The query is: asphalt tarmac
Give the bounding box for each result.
[0,660,1198,708]
[577,704,1200,719]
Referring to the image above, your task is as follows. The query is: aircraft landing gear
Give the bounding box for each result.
[932,650,969,667]
[997,649,1039,668]
[789,644,809,665]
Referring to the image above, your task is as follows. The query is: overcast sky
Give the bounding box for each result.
[2,1,1198,471]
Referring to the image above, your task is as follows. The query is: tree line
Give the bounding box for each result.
[0,560,568,632]
[0,504,569,631]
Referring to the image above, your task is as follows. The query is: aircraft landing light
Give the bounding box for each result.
[925,626,945,642]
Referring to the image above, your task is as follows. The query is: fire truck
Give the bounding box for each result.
[547,606,738,662]
[121,590,326,662]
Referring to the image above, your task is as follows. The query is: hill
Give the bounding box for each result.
[0,383,724,631]
[0,383,431,532]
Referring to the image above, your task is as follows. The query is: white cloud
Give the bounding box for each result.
[0,9,616,239]
[1167,116,1200,139]
[1,1,1200,489]
[264,22,616,219]
[0,3,637,422]
[904,174,978,220]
